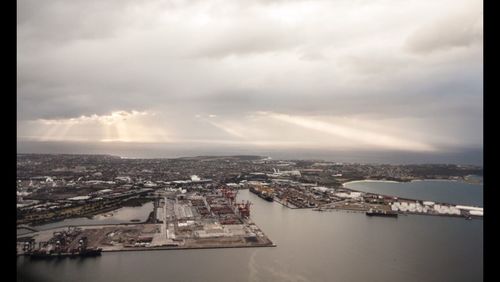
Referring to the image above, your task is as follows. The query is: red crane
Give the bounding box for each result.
[236,200,251,218]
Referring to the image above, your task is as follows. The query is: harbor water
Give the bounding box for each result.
[17,181,482,282]
[24,201,154,232]
[344,179,483,207]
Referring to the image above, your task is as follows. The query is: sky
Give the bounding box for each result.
[17,0,483,158]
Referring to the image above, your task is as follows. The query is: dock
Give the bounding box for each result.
[17,188,275,258]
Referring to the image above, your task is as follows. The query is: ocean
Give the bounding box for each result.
[17,141,484,166]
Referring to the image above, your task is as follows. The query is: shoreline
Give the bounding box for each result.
[18,201,154,231]
[340,179,483,208]
[17,243,277,257]
[341,177,483,187]
[19,178,483,235]
[103,243,277,253]
[17,221,153,235]
[318,207,483,220]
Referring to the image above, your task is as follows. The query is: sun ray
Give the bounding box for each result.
[269,113,435,152]
[53,122,75,140]
[40,123,62,141]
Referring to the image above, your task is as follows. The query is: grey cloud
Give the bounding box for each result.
[404,4,482,54]
[193,20,302,58]
[18,0,135,43]
[196,31,299,58]
[17,0,483,152]
[337,53,409,76]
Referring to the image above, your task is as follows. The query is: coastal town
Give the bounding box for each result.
[17,154,483,258]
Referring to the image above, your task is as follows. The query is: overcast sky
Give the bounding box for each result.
[17,0,483,153]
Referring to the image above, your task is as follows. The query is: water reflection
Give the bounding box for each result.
[18,184,482,282]
[27,201,154,231]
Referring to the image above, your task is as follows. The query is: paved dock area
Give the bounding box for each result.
[17,190,275,255]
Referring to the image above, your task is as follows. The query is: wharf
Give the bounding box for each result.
[102,242,276,253]
[273,198,313,209]
[17,190,276,257]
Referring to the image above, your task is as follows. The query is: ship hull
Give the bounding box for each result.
[366,211,398,217]
[250,187,274,202]
[261,195,274,202]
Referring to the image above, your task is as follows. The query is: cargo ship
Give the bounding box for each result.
[77,247,103,257]
[366,209,398,218]
[259,192,274,202]
[249,186,274,202]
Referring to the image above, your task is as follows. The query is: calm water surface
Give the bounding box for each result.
[344,180,483,207]
[18,182,483,282]
[26,201,154,232]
